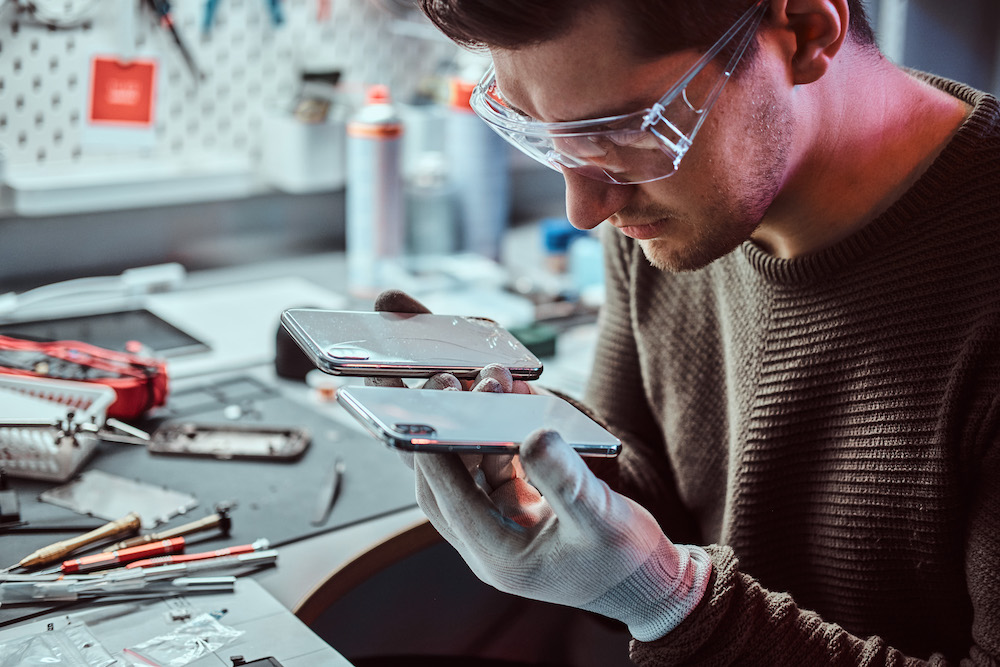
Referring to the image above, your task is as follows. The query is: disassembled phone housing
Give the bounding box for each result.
[148,423,311,461]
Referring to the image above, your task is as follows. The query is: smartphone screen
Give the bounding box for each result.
[280,309,543,380]
[336,386,621,458]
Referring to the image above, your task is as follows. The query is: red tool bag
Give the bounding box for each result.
[0,335,168,419]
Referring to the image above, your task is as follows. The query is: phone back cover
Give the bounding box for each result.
[281,309,543,379]
[337,386,621,457]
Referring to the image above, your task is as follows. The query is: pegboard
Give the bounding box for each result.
[0,0,459,214]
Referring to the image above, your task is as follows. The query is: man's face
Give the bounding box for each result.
[491,7,793,272]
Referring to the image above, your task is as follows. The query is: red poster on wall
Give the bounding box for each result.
[87,56,158,127]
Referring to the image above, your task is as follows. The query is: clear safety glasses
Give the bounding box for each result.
[470,0,769,185]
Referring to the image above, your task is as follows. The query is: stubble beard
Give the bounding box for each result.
[636,86,792,273]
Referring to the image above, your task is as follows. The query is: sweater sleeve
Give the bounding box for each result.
[584,226,701,544]
[628,416,1000,667]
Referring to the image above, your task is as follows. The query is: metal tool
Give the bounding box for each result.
[0,573,237,603]
[62,537,186,573]
[111,503,234,550]
[311,458,344,526]
[0,414,151,446]
[145,0,203,80]
[127,538,269,569]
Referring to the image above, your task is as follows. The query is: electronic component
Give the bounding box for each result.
[230,657,284,666]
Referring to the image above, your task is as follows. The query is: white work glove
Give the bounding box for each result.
[414,428,713,642]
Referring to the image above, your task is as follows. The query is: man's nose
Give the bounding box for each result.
[562,169,632,230]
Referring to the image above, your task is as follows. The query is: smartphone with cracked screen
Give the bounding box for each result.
[280,308,543,380]
[336,386,621,457]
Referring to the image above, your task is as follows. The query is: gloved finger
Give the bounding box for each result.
[422,373,463,391]
[368,290,429,387]
[414,453,481,545]
[479,455,548,526]
[519,428,613,529]
[474,452,517,497]
[395,449,415,470]
[511,380,534,395]
[418,451,538,537]
[471,377,504,393]
[480,454,520,489]
[415,465,496,584]
[414,449,525,552]
[373,289,431,314]
[413,456,464,546]
[365,376,406,388]
[489,475,548,527]
[473,363,514,393]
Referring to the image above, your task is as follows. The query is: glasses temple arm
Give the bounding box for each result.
[645,0,768,124]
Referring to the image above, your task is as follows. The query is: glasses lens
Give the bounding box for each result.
[470,0,768,185]
[471,83,679,184]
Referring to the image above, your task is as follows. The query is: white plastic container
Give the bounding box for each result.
[260,112,346,194]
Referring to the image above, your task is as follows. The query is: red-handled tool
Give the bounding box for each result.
[125,538,270,569]
[61,537,185,574]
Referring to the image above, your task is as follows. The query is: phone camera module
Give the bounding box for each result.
[393,423,437,436]
[326,345,371,360]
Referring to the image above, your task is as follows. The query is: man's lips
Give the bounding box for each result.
[616,218,670,241]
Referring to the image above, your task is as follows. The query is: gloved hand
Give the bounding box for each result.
[414,428,713,642]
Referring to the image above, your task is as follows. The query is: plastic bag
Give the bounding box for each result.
[122,613,243,667]
[0,624,119,667]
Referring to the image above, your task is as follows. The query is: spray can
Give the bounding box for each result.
[446,77,511,261]
[346,84,405,298]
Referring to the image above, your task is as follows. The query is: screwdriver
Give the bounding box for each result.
[125,538,268,569]
[111,506,232,550]
[3,512,141,572]
[61,537,185,574]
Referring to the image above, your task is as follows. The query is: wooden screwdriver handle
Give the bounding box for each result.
[19,512,142,568]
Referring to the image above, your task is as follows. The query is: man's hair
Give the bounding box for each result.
[419,0,877,59]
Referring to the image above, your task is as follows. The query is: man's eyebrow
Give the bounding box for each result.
[492,83,532,117]
[496,82,656,123]
[576,97,656,121]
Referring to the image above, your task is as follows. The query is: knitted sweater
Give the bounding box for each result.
[585,75,1000,665]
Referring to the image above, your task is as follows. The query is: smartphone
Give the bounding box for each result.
[280,308,544,380]
[336,386,621,457]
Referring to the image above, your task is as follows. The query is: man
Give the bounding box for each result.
[384,0,999,663]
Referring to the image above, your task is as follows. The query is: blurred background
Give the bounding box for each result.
[0,2,997,663]
[0,0,997,293]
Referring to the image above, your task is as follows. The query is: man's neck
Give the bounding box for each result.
[751,51,972,260]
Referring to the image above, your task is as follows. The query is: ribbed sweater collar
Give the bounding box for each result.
[740,74,998,286]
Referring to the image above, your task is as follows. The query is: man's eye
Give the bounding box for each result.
[588,128,657,150]
[604,130,644,147]
[489,86,534,119]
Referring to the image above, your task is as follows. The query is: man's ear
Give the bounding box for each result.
[769,0,848,84]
